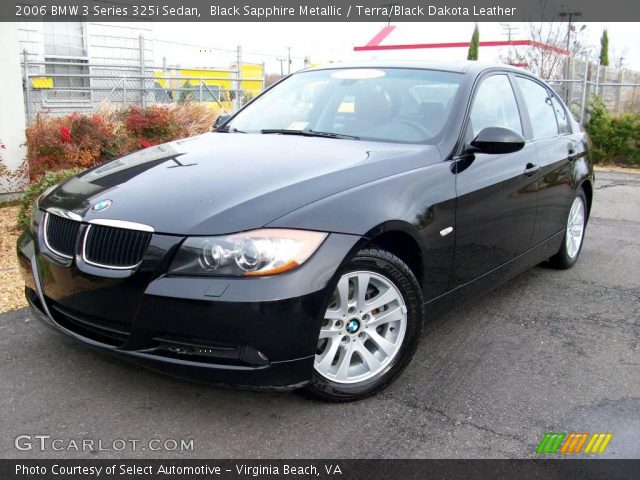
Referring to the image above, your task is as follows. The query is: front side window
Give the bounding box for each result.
[516,77,559,139]
[224,68,463,143]
[468,74,522,138]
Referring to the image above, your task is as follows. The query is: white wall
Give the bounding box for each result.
[0,22,27,194]
[86,22,153,65]
[16,21,154,118]
[17,21,153,64]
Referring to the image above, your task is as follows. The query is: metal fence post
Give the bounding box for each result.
[22,49,32,123]
[139,35,145,109]
[579,58,589,124]
[235,45,242,111]
[615,70,624,114]
[594,60,600,99]
[122,77,127,107]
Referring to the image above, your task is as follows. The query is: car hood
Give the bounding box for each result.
[40,132,442,235]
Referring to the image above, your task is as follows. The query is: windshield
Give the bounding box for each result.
[224,68,462,143]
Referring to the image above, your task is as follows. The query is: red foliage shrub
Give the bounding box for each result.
[25,103,217,182]
[26,113,124,180]
[60,126,71,143]
[123,106,184,149]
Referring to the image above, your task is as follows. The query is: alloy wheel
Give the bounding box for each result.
[566,196,585,259]
[314,271,407,384]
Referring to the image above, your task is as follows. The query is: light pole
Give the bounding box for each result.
[559,10,582,52]
[559,10,582,100]
[501,23,519,43]
[380,3,398,26]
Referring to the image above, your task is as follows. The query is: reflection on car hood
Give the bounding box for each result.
[39,132,441,235]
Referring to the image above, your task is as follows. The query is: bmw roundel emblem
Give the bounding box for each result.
[91,199,112,212]
[346,319,361,334]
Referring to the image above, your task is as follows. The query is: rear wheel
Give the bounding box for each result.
[304,248,423,402]
[549,189,587,269]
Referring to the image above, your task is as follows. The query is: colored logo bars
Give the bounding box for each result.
[537,432,613,454]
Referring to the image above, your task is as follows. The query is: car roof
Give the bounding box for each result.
[303,60,529,77]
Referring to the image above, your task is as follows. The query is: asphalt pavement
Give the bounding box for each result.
[1,171,639,459]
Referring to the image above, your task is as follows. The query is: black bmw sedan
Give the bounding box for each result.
[18,62,593,401]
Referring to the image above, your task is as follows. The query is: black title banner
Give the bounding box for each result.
[4,0,640,22]
[2,459,640,480]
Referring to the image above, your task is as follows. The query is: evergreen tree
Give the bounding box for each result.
[599,29,609,66]
[467,24,480,61]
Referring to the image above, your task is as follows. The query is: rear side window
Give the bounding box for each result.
[516,77,559,139]
[469,74,522,138]
[550,95,572,134]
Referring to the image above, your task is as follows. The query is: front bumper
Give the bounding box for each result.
[17,224,361,390]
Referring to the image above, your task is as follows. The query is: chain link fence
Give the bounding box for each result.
[545,58,640,123]
[21,50,639,125]
[21,49,265,122]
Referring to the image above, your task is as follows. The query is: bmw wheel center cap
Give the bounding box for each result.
[346,319,361,334]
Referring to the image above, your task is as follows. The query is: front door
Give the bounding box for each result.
[452,73,539,287]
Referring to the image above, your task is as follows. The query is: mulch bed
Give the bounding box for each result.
[0,206,27,313]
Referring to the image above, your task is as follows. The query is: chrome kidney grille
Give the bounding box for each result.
[83,224,152,269]
[43,211,152,269]
[43,212,81,259]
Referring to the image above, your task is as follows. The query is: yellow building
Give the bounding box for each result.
[154,63,264,112]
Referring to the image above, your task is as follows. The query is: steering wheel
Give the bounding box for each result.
[395,118,431,138]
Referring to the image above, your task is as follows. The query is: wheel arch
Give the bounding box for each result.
[579,178,593,219]
[361,221,425,288]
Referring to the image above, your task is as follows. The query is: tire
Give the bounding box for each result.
[304,248,424,402]
[549,189,588,269]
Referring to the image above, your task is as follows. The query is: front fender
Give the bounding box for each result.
[268,162,457,301]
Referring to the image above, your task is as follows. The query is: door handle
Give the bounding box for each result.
[568,142,579,160]
[524,163,541,176]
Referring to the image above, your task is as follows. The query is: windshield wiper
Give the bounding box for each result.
[217,126,246,133]
[260,129,359,140]
[308,130,360,140]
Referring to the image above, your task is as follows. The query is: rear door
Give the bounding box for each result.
[513,76,577,244]
[452,72,539,287]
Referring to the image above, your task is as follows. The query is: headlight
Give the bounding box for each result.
[169,229,327,277]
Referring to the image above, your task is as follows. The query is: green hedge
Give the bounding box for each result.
[17,169,83,230]
[585,96,640,166]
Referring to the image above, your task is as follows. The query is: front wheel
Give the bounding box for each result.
[304,248,424,402]
[549,189,588,269]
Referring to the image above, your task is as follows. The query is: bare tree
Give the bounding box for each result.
[499,22,567,79]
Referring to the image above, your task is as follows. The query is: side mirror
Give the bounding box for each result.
[212,114,232,131]
[469,127,525,155]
